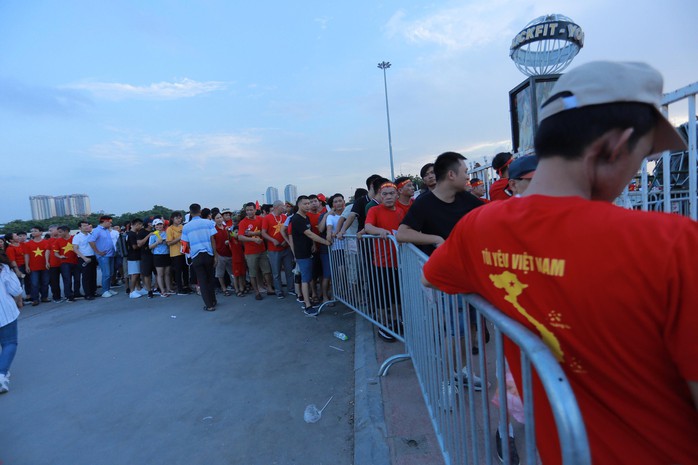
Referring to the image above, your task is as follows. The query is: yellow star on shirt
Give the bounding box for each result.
[272,223,284,236]
[62,243,74,254]
[33,248,45,257]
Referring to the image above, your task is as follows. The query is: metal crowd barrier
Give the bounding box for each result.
[326,232,590,464]
[399,242,590,465]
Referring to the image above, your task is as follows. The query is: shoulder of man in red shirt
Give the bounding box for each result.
[489,178,512,201]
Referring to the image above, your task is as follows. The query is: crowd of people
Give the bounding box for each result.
[1,59,695,465]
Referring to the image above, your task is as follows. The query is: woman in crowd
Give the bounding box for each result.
[167,212,190,295]
[149,219,173,297]
[0,251,22,394]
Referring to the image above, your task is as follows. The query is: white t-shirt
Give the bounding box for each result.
[325,213,344,250]
[340,204,359,236]
[0,264,21,327]
[72,232,95,257]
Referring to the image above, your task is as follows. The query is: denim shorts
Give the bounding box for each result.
[296,258,313,283]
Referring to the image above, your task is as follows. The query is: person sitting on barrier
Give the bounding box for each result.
[364,182,405,342]
[290,195,332,317]
[422,61,698,465]
[489,152,514,201]
[394,176,415,214]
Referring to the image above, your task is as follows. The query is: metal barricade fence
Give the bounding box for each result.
[326,234,410,371]
[399,242,590,465]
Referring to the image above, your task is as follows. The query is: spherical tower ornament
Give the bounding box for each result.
[510,14,584,76]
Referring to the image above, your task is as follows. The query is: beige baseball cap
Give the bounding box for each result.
[538,61,687,153]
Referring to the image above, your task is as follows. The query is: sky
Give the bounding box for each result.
[1,0,696,222]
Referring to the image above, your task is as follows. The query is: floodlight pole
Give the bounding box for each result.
[378,61,395,180]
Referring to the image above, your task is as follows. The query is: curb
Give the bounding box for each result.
[353,316,391,465]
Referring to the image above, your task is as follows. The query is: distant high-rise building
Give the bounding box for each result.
[30,195,56,220]
[284,184,298,203]
[29,194,91,220]
[265,187,279,204]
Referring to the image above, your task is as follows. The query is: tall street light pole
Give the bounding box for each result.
[377,61,395,180]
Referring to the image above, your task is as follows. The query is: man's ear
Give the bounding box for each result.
[608,128,635,163]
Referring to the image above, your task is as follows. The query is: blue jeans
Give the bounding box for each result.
[96,256,113,293]
[0,319,18,375]
[268,248,294,295]
[30,269,49,301]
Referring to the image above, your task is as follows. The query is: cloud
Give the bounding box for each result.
[314,17,331,30]
[384,1,544,51]
[68,78,226,100]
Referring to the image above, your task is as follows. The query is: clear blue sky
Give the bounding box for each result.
[1,0,696,221]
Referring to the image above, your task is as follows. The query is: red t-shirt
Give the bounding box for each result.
[423,195,698,465]
[6,244,25,267]
[53,237,78,265]
[23,239,49,271]
[489,178,512,201]
[365,204,405,268]
[47,237,62,267]
[228,235,246,263]
[262,213,287,252]
[306,211,321,235]
[238,216,266,255]
[396,199,413,215]
[213,226,233,257]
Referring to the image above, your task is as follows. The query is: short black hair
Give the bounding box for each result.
[434,152,466,182]
[492,152,513,173]
[78,220,90,228]
[131,218,143,225]
[201,208,211,219]
[211,207,221,217]
[354,188,368,200]
[244,202,255,209]
[31,225,43,232]
[308,194,318,200]
[366,174,382,189]
[371,177,391,193]
[58,225,70,233]
[296,195,309,206]
[420,163,434,178]
[189,203,201,214]
[535,102,658,159]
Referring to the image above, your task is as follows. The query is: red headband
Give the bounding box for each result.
[496,157,513,176]
[380,182,397,191]
[397,180,411,189]
[470,180,483,187]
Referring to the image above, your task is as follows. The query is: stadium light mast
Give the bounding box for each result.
[377,61,395,180]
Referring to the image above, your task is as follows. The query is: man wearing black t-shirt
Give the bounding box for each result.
[337,174,381,238]
[291,195,331,316]
[397,151,484,255]
[137,219,155,298]
[126,218,145,298]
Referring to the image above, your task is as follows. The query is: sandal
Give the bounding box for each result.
[224,290,232,297]
[236,291,244,297]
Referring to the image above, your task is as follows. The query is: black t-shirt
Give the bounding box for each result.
[136,229,153,258]
[125,231,141,261]
[401,190,484,255]
[350,195,370,231]
[291,213,313,259]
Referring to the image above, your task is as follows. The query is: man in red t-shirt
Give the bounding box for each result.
[5,233,30,300]
[469,178,488,203]
[365,182,405,342]
[54,226,80,301]
[213,213,234,296]
[238,202,274,300]
[262,200,293,299]
[489,152,513,201]
[23,225,50,305]
[394,176,415,214]
[423,61,698,465]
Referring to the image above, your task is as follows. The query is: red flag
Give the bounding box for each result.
[255,200,261,210]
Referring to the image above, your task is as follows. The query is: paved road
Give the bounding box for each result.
[0,291,356,465]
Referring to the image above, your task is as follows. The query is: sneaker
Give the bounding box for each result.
[160,293,171,298]
[495,430,520,465]
[177,289,191,295]
[102,291,113,298]
[137,288,149,296]
[303,306,319,317]
[108,290,118,296]
[0,373,9,394]
[203,306,216,312]
[111,282,123,288]
[67,297,75,302]
[276,292,285,299]
[377,328,397,343]
[41,298,51,303]
[147,291,154,299]
[289,290,298,296]
[74,293,85,299]
[455,369,484,392]
[255,294,263,301]
[129,291,142,299]
[296,296,305,304]
[32,300,40,306]
[52,298,66,303]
